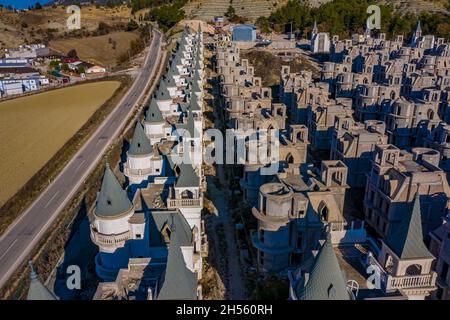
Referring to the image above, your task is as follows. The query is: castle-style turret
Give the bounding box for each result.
[90,164,136,280]
[411,21,422,47]
[154,80,173,114]
[125,122,162,185]
[144,99,166,144]
[312,20,318,39]
[375,194,437,299]
[290,235,352,300]
[27,261,57,300]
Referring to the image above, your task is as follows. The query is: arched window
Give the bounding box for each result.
[390,91,396,100]
[405,264,422,276]
[181,190,194,199]
[427,109,434,120]
[286,153,294,164]
[318,201,329,221]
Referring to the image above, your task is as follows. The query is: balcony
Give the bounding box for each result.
[90,227,131,249]
[251,207,290,225]
[366,251,437,292]
[386,273,437,291]
[167,197,203,209]
[124,166,155,177]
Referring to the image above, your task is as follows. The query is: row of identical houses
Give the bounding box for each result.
[26,26,208,300]
[216,20,450,300]
[90,26,207,300]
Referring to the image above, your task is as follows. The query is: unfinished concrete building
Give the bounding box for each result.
[331,117,388,187]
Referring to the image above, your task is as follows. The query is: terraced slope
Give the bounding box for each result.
[183,0,288,22]
[378,0,449,15]
[183,0,449,23]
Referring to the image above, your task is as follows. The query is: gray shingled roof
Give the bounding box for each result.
[95,164,133,218]
[189,92,201,111]
[129,122,152,156]
[171,50,184,67]
[415,21,422,34]
[27,261,57,300]
[194,49,202,67]
[384,193,434,259]
[192,67,201,84]
[175,163,199,188]
[156,80,171,100]
[155,211,197,300]
[167,62,180,78]
[157,242,197,300]
[186,109,197,137]
[163,73,176,88]
[296,235,350,300]
[148,210,193,247]
[145,99,165,124]
[191,79,201,94]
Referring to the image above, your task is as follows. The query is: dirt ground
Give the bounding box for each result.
[240,49,320,86]
[0,81,120,206]
[0,5,132,53]
[50,31,140,67]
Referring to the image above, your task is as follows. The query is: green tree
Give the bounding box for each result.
[67,49,78,58]
[77,66,86,74]
[61,63,70,72]
[256,16,271,33]
[225,5,236,19]
[127,19,139,31]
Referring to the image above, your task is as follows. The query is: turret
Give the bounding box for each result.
[144,99,166,144]
[125,122,162,185]
[377,194,437,299]
[291,234,352,300]
[27,261,57,300]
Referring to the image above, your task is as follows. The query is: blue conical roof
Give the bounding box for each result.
[145,99,165,124]
[27,261,57,300]
[385,193,434,259]
[129,122,152,156]
[296,235,350,300]
[95,164,133,218]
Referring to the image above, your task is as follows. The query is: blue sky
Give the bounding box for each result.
[0,0,51,9]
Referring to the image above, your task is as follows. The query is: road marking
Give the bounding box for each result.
[0,31,163,288]
[0,239,18,260]
[75,159,86,172]
[44,190,60,209]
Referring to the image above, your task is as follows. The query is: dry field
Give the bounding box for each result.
[0,5,133,53]
[0,81,120,206]
[50,31,140,68]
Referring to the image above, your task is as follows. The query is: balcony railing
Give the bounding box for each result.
[366,251,437,292]
[386,273,437,291]
[90,227,131,248]
[167,197,203,209]
[124,166,155,177]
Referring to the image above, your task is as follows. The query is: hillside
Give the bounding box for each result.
[50,31,140,68]
[183,0,289,22]
[0,5,132,53]
[182,0,449,22]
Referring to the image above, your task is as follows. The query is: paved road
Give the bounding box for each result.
[0,30,163,290]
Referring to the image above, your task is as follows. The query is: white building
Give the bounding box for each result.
[91,26,207,300]
[311,21,331,53]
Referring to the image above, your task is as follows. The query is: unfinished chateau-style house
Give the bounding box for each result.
[212,19,450,300]
[25,18,450,301]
